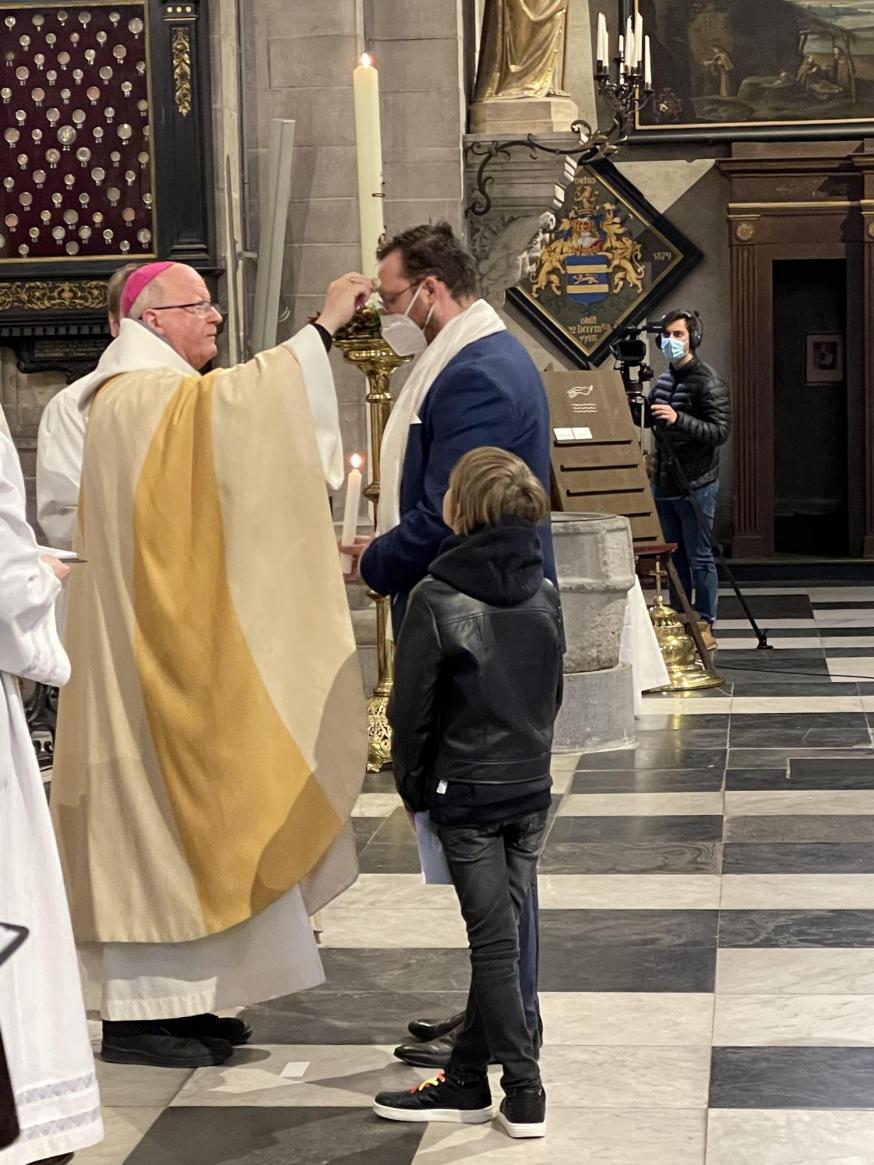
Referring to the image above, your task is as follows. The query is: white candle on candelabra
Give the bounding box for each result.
[597,12,608,63]
[352,53,385,280]
[634,11,644,67]
[618,34,625,72]
[625,17,634,70]
[340,454,364,573]
[644,36,652,87]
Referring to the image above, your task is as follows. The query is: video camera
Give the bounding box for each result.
[609,321,665,369]
[609,321,665,429]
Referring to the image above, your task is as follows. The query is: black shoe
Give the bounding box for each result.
[497,1085,547,1138]
[393,1033,455,1068]
[163,1013,253,1047]
[407,1011,465,1043]
[101,1023,234,1068]
[373,1071,493,1124]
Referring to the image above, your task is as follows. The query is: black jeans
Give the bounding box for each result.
[437,810,548,1093]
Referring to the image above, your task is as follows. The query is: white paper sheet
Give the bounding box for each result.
[414,812,452,885]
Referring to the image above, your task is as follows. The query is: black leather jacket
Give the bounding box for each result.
[388,519,563,818]
[649,356,731,495]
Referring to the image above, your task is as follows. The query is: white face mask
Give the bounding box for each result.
[381,283,435,357]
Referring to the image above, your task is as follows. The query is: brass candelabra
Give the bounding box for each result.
[334,328,412,772]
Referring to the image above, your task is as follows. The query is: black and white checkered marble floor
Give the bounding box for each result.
[78,582,874,1164]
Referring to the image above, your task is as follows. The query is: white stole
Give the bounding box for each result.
[377,299,506,534]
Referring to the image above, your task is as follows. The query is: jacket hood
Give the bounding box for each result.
[429,518,545,606]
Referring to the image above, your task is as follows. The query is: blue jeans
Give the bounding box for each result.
[656,480,720,625]
[438,811,547,1091]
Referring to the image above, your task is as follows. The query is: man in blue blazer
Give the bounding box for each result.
[352,223,556,1069]
[360,222,556,627]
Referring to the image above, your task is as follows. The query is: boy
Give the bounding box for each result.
[372,447,563,1139]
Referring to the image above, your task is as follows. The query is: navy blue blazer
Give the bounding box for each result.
[360,330,557,632]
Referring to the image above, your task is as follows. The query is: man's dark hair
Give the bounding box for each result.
[377,221,479,301]
[661,308,702,350]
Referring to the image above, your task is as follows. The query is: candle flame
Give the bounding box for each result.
[350,453,364,470]
[360,52,373,68]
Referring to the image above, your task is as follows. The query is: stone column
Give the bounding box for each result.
[463,133,577,307]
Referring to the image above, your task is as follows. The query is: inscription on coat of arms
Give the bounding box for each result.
[508,162,702,367]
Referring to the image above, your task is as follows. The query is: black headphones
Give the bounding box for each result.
[656,309,703,350]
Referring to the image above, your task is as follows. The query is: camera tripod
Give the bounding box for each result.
[618,355,772,652]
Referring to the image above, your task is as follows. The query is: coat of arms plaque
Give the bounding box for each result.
[508,160,701,367]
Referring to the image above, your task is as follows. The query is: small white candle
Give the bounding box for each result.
[625,17,634,69]
[634,11,644,67]
[597,13,607,63]
[644,35,652,86]
[340,453,364,573]
[618,34,625,72]
[352,53,385,280]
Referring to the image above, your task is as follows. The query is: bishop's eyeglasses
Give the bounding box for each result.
[147,299,222,318]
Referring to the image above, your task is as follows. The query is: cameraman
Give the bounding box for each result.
[649,310,731,644]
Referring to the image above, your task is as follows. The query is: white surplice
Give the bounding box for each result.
[36,319,344,550]
[61,321,344,1021]
[0,426,103,1163]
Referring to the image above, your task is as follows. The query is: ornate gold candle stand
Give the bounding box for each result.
[334,322,412,772]
[649,562,722,692]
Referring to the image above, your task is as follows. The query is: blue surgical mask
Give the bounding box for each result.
[663,336,687,363]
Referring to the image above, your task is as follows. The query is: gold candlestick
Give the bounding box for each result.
[334,332,412,771]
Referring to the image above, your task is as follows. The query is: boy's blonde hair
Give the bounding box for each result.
[448,447,549,533]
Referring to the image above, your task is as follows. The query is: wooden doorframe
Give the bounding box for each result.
[720,143,872,558]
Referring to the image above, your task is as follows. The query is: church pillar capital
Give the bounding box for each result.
[463,134,577,308]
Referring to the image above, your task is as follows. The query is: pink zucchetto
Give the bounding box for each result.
[120,260,176,318]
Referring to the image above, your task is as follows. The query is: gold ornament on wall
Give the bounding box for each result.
[0,280,107,312]
[171,26,192,117]
[735,221,756,242]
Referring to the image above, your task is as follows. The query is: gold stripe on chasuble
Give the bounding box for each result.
[132,370,342,936]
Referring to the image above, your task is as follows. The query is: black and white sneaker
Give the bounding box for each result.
[373,1071,494,1124]
[497,1085,547,1138]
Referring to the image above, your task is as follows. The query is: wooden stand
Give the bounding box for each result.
[543,368,716,676]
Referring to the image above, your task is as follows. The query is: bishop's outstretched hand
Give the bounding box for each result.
[316,273,375,336]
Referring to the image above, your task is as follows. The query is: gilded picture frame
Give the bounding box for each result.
[626,0,874,142]
[507,159,701,367]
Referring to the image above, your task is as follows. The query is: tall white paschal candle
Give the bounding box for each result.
[340,454,364,574]
[353,53,385,280]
